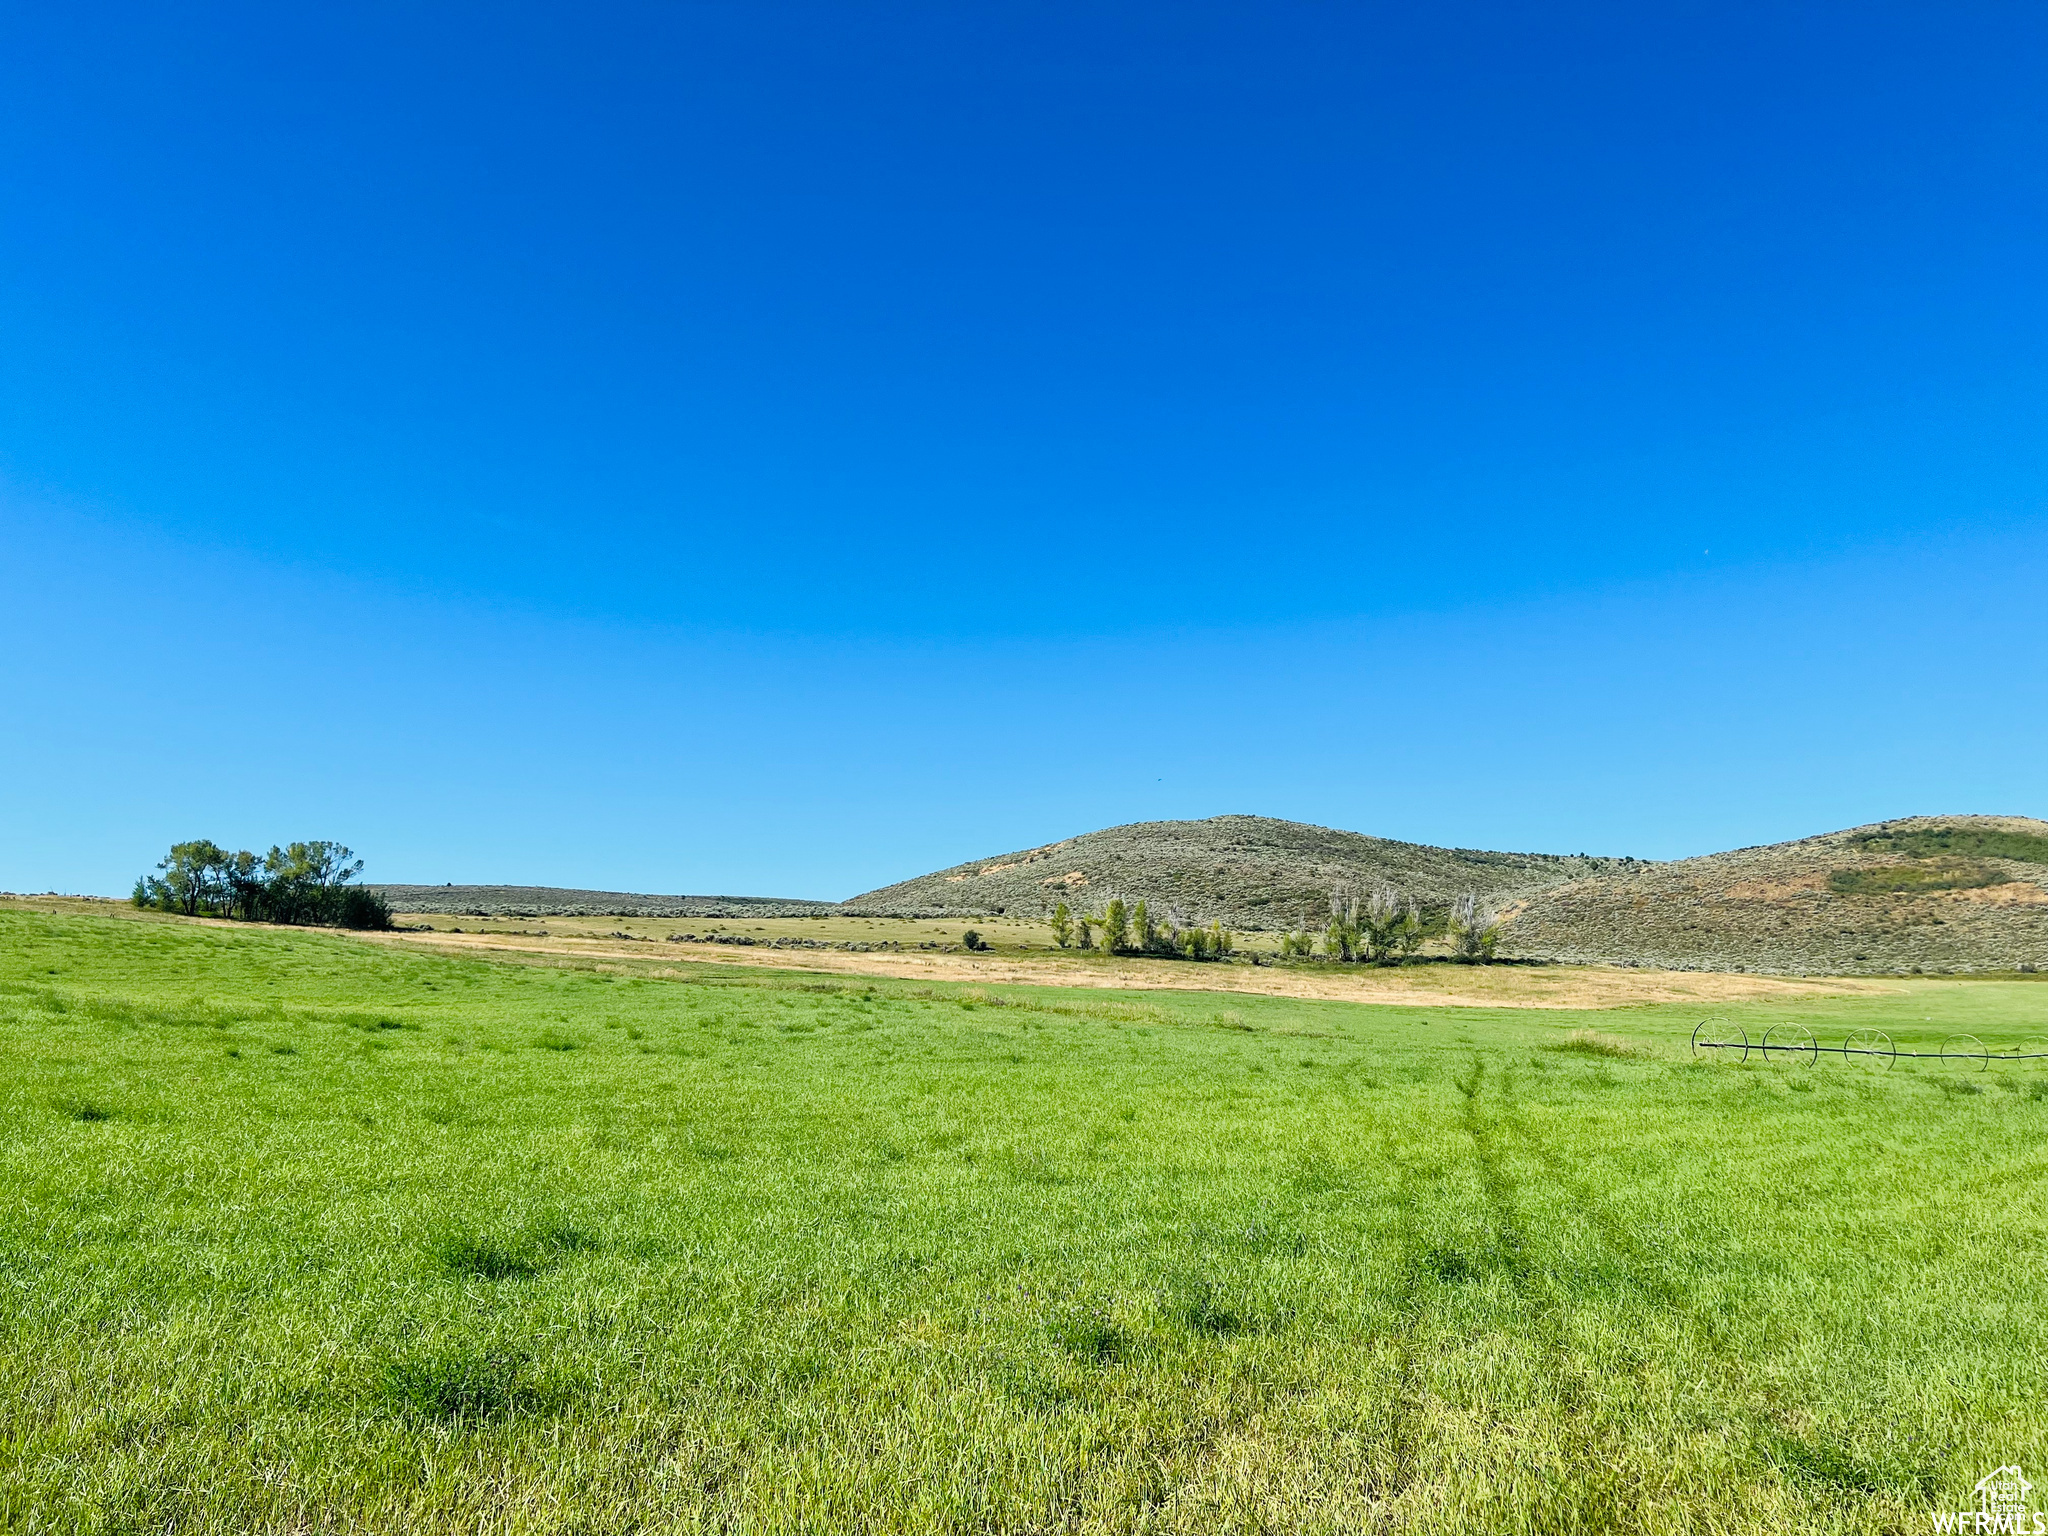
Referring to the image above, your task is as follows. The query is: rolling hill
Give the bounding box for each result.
[1495,814,2048,975]
[840,814,1632,925]
[367,813,2048,975]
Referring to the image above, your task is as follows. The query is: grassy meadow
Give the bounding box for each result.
[396,907,1065,952]
[3,903,2046,1532]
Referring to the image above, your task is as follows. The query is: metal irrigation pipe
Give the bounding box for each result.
[1690,1021,2048,1071]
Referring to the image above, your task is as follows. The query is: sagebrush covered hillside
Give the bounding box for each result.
[843,815,1630,925]
[1497,815,2048,975]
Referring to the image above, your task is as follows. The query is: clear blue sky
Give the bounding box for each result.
[3,1,2044,899]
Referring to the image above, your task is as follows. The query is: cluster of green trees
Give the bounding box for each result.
[1447,893,1507,960]
[1282,888,1428,962]
[1279,888,1505,962]
[132,840,392,930]
[1048,897,1235,960]
[1042,886,1507,964]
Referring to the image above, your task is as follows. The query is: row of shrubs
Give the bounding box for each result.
[1048,898,1237,959]
[132,840,393,930]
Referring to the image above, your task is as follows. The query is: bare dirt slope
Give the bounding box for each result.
[843,814,1632,925]
[1498,815,2048,975]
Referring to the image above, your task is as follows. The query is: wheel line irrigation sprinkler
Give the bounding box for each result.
[1690,1021,2048,1071]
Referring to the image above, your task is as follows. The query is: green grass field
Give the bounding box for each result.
[3,906,2046,1533]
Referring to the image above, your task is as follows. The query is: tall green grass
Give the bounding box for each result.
[1,908,2045,1532]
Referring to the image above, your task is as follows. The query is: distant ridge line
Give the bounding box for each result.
[367,812,2048,975]
[368,884,833,918]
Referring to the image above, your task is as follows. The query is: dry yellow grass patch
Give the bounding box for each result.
[1950,881,2048,906]
[349,926,1891,1010]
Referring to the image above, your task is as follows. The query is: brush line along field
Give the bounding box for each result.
[2,907,2046,1532]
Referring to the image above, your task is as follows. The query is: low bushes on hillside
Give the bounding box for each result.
[1848,824,2048,865]
[1498,816,2048,975]
[1828,860,2010,895]
[133,840,392,930]
[849,814,1629,928]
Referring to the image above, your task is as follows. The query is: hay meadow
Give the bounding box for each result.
[3,902,2046,1532]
